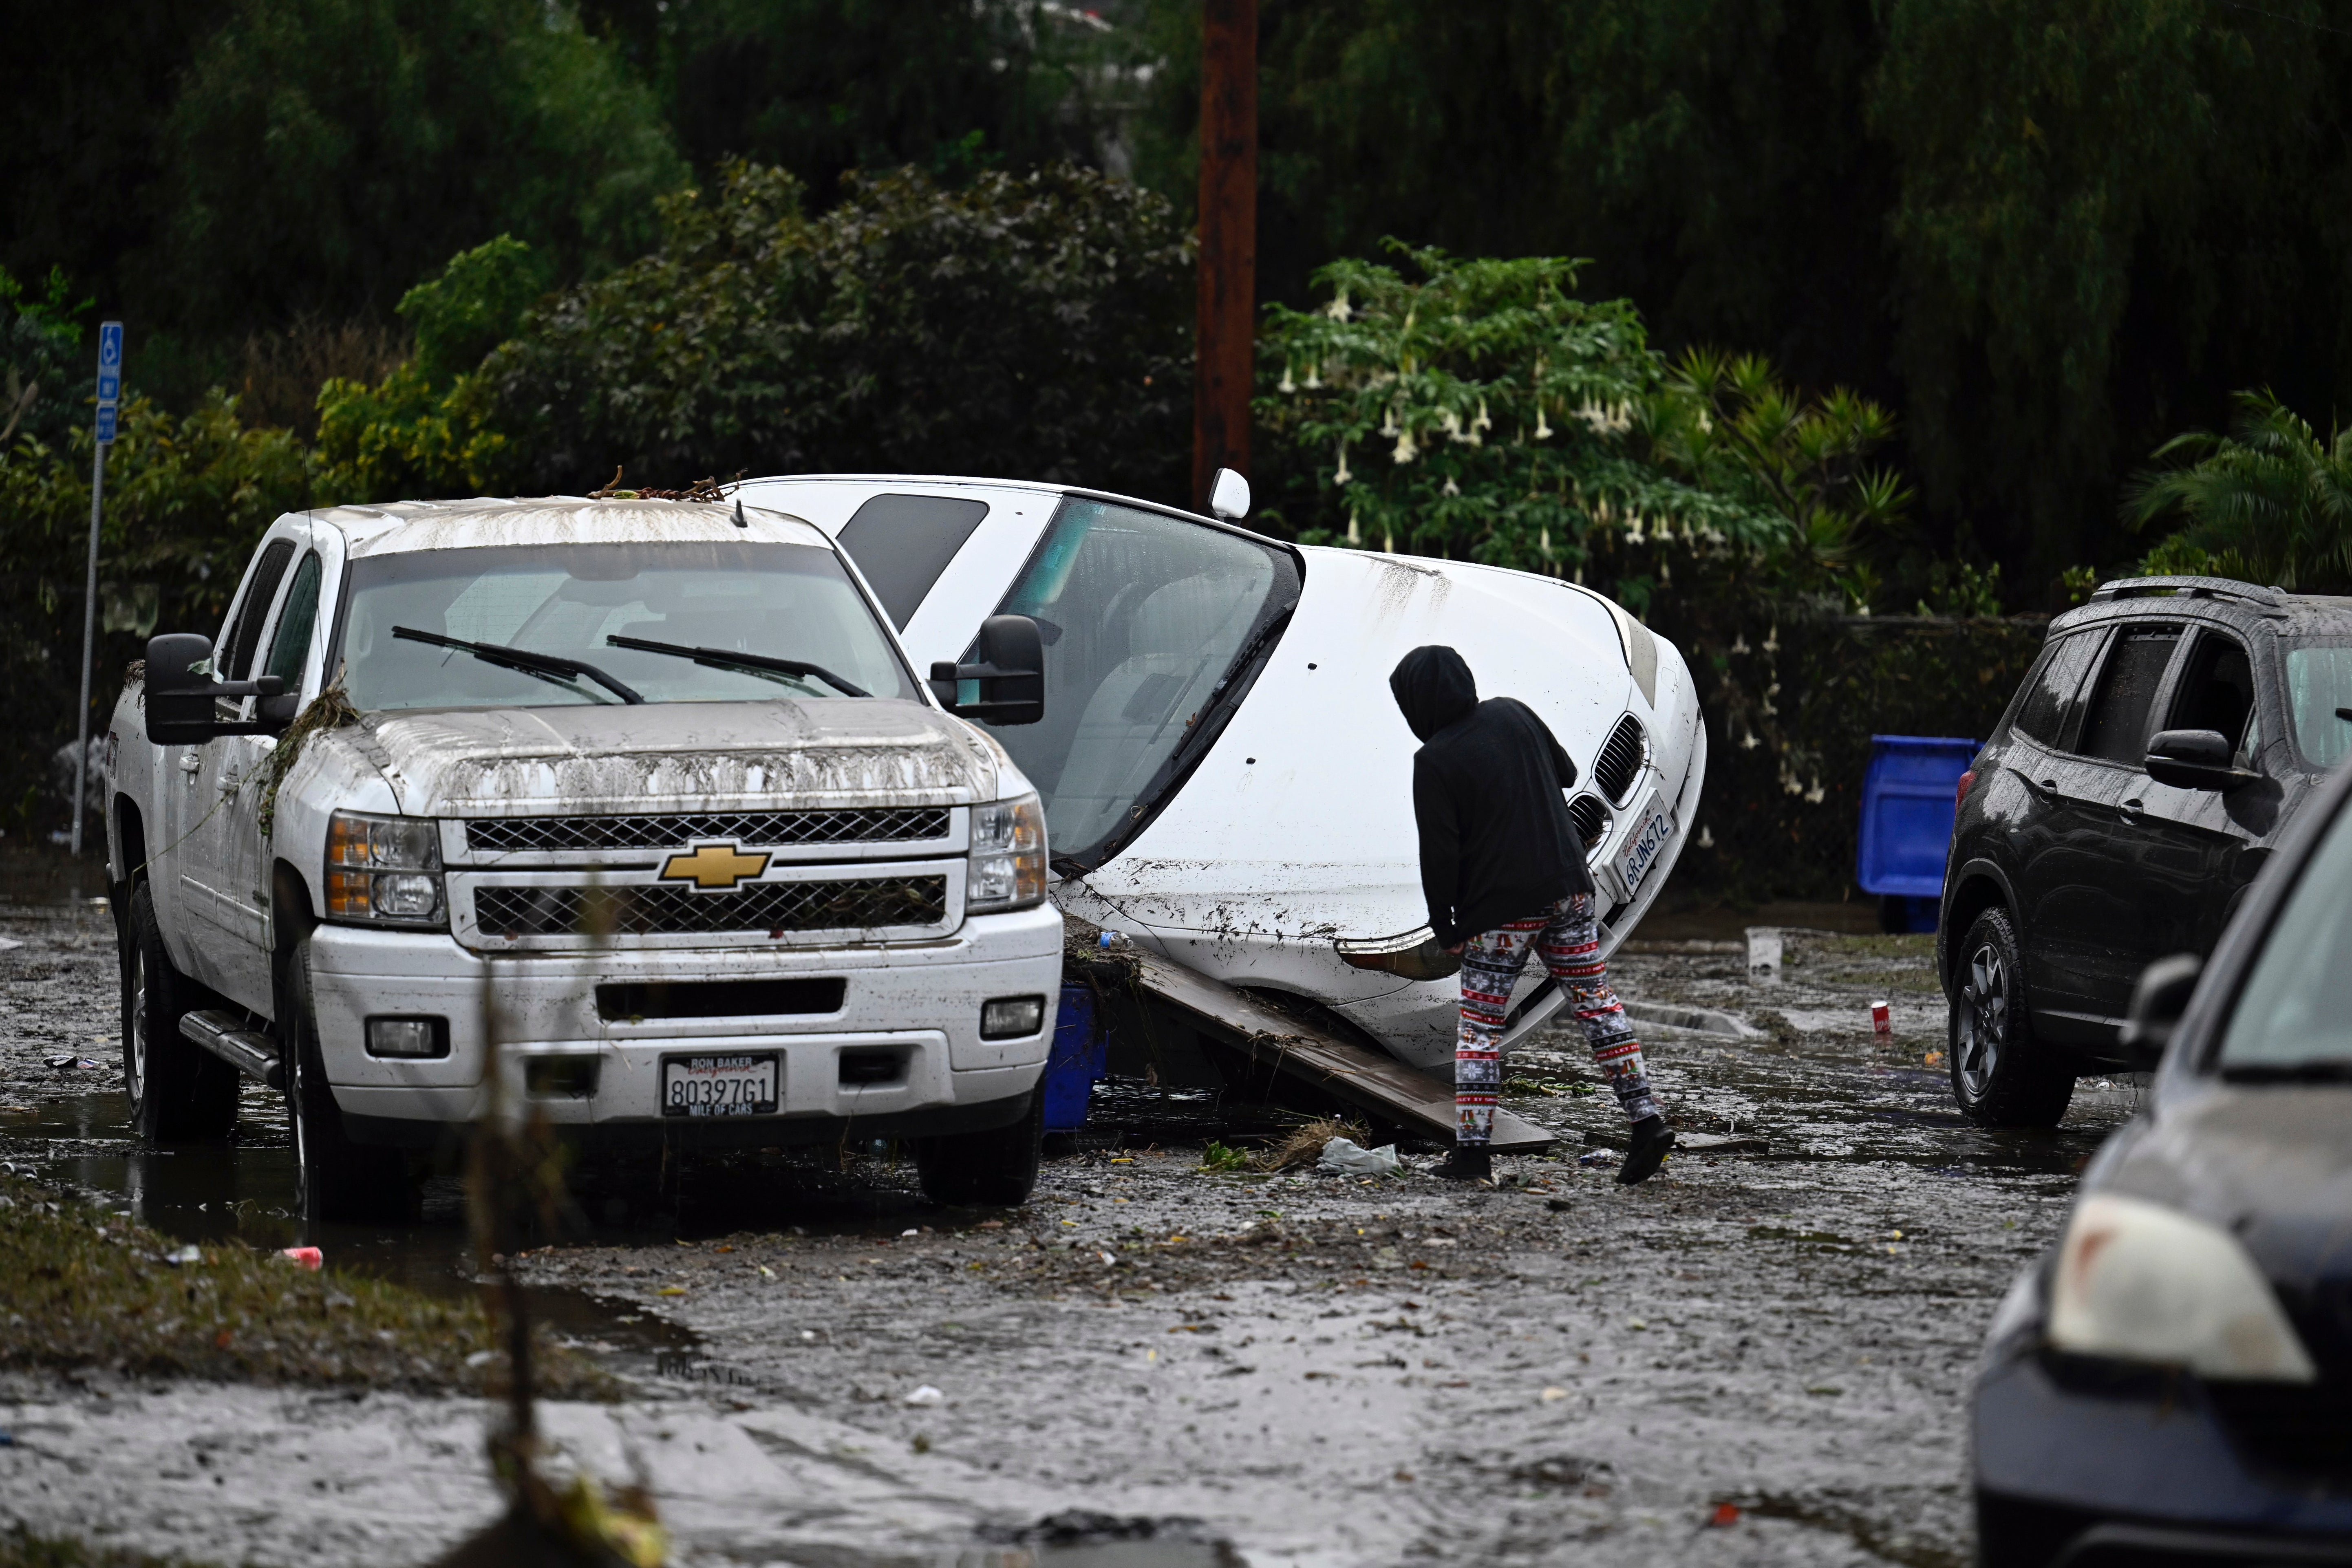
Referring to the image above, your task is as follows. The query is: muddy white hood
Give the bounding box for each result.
[341,699,1009,818]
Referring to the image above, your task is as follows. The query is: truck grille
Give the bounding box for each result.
[473,876,948,938]
[1593,715,1647,805]
[466,807,952,854]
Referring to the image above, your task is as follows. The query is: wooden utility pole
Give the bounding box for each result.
[1193,0,1257,512]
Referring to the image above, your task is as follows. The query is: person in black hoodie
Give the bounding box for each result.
[1389,644,1675,1185]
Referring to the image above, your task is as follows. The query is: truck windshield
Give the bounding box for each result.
[984,497,1300,867]
[2284,641,2352,769]
[340,541,918,712]
[2217,790,2352,1077]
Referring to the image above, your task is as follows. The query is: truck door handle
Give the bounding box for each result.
[178,752,201,775]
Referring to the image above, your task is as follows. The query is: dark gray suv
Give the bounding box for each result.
[1939,574,2352,1126]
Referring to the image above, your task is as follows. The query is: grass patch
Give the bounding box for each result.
[0,1174,610,1397]
[0,1526,209,1568]
[1199,1141,1251,1173]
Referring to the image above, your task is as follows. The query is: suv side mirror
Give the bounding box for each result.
[144,633,286,745]
[2145,728,2258,792]
[929,615,1046,727]
[2120,952,2202,1070]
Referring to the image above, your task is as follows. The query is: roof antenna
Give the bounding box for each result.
[732,496,748,529]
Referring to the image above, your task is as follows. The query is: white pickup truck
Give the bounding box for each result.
[103,496,1063,1221]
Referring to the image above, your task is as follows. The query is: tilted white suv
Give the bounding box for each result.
[104,496,1063,1220]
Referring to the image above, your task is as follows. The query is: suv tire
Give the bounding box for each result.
[915,1088,1044,1207]
[1950,906,2074,1128]
[120,883,240,1141]
[285,946,414,1224]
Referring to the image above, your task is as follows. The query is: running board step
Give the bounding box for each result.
[180,1010,284,1091]
[1130,951,1557,1153]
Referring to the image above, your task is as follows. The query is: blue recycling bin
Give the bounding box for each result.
[1043,983,1109,1132]
[1856,736,1979,933]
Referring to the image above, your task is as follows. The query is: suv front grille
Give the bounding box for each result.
[473,876,948,939]
[466,807,952,854]
[1593,715,1647,805]
[1566,793,1611,855]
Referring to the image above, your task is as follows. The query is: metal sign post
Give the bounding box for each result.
[70,320,122,857]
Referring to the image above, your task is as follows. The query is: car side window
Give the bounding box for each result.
[2167,631,2256,754]
[224,539,298,681]
[2076,624,2184,763]
[262,551,325,691]
[835,495,991,630]
[2011,632,2099,746]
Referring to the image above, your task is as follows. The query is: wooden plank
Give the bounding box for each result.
[1131,951,1557,1153]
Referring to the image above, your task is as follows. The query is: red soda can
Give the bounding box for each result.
[1871,1000,1892,1038]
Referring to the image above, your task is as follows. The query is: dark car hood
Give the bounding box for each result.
[2096,1082,2352,1371]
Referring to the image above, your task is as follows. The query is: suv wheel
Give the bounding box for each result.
[915,1089,1044,1207]
[120,883,239,1141]
[1950,906,2074,1128]
[285,946,414,1224]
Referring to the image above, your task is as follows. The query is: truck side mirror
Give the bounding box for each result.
[930,615,1047,727]
[143,633,287,746]
[1209,467,1251,521]
[2145,728,2257,792]
[2119,952,2202,1070]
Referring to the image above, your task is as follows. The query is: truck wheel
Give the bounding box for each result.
[1950,906,2074,1129]
[120,883,239,1141]
[285,948,413,1224]
[916,1089,1044,1208]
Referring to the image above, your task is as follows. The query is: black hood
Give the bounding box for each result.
[1390,645,1478,741]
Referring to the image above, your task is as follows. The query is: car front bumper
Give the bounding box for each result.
[304,904,1063,1142]
[1977,1331,2352,1566]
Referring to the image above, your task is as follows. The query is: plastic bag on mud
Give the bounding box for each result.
[1316,1137,1402,1176]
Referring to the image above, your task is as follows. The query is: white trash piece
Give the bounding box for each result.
[904,1385,945,1406]
[1745,927,1783,985]
[1316,1137,1403,1177]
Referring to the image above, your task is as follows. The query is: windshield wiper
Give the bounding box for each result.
[605,634,871,698]
[393,627,643,704]
[2220,1060,2352,1083]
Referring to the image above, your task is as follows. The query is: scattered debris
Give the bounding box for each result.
[1315,1138,1402,1178]
[905,1385,944,1406]
[1871,999,1892,1037]
[164,1244,202,1266]
[280,1245,324,1269]
[1257,1117,1366,1173]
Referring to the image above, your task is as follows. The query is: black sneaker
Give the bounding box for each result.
[1616,1117,1675,1185]
[1432,1145,1492,1182]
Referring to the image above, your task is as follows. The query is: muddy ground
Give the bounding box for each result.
[0,856,2143,1567]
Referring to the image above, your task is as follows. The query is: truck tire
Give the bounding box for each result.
[915,1088,1044,1208]
[285,946,414,1224]
[120,883,240,1141]
[1949,906,2075,1129]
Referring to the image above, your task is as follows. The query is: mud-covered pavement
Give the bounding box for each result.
[0,858,2145,1567]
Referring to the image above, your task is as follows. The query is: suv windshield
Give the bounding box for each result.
[340,541,918,712]
[985,498,1300,866]
[2218,790,2352,1072]
[2284,641,2352,769]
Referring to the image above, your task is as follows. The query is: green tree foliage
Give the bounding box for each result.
[467,160,1191,498]
[157,0,687,336]
[2125,390,2352,591]
[0,269,94,453]
[657,0,1139,205]
[0,393,312,830]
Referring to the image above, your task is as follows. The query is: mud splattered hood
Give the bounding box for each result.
[326,699,1009,818]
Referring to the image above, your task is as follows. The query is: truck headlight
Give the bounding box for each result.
[326,811,447,929]
[967,794,1046,913]
[2048,1194,2316,1382]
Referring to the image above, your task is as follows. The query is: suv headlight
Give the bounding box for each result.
[326,811,447,929]
[2048,1193,2316,1382]
[967,794,1046,913]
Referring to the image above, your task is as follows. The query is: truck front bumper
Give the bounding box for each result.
[304,904,1062,1145]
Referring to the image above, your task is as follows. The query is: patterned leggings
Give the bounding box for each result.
[1456,893,1658,1144]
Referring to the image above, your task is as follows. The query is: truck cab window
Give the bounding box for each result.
[2075,626,2182,764]
[225,539,297,681]
[836,495,991,629]
[263,552,325,692]
[2167,633,2255,752]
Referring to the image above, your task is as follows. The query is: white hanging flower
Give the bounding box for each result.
[1763,624,1781,655]
[1346,509,1361,545]
[1439,408,1463,440]
[1730,634,1750,655]
[1472,397,1492,434]
[1804,776,1826,805]
[1279,363,1296,394]
[1305,362,1322,389]
[1325,289,1352,322]
[1697,408,1714,434]
[1532,403,1553,441]
[1383,529,1396,553]
[1333,441,1353,487]
[1392,429,1419,465]
[1741,729,1762,751]
[1626,512,1647,545]
[1539,526,1553,559]
[1576,397,1611,435]
[1441,476,1460,497]
[1380,402,1400,438]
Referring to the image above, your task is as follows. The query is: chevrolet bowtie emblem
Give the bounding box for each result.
[658,841,771,891]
